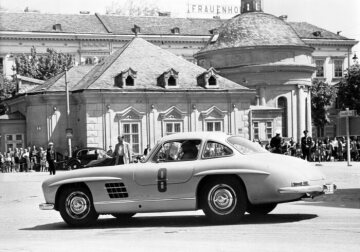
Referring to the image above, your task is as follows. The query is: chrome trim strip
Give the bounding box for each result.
[49,177,122,187]
[94,197,195,205]
[278,185,323,194]
[39,203,54,210]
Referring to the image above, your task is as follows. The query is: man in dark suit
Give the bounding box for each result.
[46,142,56,175]
[301,130,312,161]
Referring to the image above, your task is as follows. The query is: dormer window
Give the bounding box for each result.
[208,76,217,86]
[209,29,218,35]
[132,25,140,35]
[197,67,219,89]
[313,31,322,37]
[114,68,137,88]
[171,27,180,34]
[53,23,62,31]
[168,76,176,86]
[126,76,134,86]
[157,68,179,88]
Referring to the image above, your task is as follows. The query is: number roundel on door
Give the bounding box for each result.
[157,168,167,192]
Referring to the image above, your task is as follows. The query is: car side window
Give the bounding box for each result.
[203,141,233,159]
[154,140,201,162]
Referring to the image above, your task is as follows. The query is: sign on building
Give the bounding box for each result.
[187,1,241,18]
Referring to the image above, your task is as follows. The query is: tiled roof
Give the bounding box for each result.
[0,12,352,41]
[72,37,248,91]
[29,66,93,93]
[288,22,351,40]
[200,12,308,53]
[99,15,224,35]
[0,12,109,34]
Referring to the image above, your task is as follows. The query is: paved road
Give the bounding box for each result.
[0,162,359,252]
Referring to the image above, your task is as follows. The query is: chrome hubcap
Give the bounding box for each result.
[208,184,237,215]
[65,191,90,220]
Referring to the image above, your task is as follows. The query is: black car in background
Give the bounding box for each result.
[66,147,107,169]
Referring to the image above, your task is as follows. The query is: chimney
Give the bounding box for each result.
[279,15,288,22]
[158,11,171,17]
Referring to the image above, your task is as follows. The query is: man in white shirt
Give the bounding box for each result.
[113,136,132,165]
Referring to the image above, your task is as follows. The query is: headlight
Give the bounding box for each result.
[291,181,309,187]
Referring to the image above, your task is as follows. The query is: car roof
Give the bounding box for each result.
[159,132,230,143]
[74,147,104,152]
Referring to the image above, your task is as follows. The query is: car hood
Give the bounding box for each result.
[42,164,134,187]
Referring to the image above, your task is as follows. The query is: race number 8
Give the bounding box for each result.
[157,168,167,192]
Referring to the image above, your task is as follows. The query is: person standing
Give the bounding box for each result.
[39,147,47,172]
[270,131,282,154]
[22,148,30,172]
[113,136,132,165]
[301,130,312,161]
[46,142,56,175]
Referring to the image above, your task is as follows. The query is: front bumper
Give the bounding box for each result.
[39,203,55,210]
[278,183,337,197]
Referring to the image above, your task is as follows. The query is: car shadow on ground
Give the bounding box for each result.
[21,213,317,231]
[300,188,360,209]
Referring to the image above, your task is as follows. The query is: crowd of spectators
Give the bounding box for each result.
[262,134,360,162]
[0,145,48,173]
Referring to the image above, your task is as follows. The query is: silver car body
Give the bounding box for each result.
[40,132,334,214]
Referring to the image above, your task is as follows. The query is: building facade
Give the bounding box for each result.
[0,0,358,153]
[3,38,255,154]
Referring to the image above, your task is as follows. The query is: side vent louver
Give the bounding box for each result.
[105,183,129,198]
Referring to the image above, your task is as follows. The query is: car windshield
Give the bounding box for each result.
[227,136,268,155]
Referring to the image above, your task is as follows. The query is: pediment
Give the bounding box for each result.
[200,106,226,119]
[159,106,186,120]
[115,106,145,120]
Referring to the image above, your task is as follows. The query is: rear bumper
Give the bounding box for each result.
[278,183,337,197]
[39,203,54,210]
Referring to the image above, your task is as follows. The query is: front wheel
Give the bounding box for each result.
[58,187,99,227]
[200,177,247,223]
[246,203,277,215]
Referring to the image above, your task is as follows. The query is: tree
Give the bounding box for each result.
[0,74,17,114]
[310,79,337,135]
[337,63,360,114]
[105,0,159,16]
[13,47,73,81]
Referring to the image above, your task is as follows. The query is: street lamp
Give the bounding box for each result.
[352,53,358,64]
[64,66,73,158]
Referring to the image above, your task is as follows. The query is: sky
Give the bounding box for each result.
[1,0,359,54]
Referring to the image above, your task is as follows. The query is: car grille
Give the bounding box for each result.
[105,183,129,198]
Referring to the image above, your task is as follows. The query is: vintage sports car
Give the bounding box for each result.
[39,132,336,226]
[66,147,107,169]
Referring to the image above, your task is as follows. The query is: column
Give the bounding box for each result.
[306,89,312,136]
[259,87,266,106]
[297,85,306,141]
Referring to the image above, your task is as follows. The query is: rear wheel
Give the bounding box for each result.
[200,177,247,223]
[246,203,277,215]
[68,161,81,170]
[58,187,99,227]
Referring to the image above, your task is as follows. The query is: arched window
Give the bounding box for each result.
[126,76,134,86]
[208,76,217,86]
[168,76,176,86]
[277,97,288,137]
